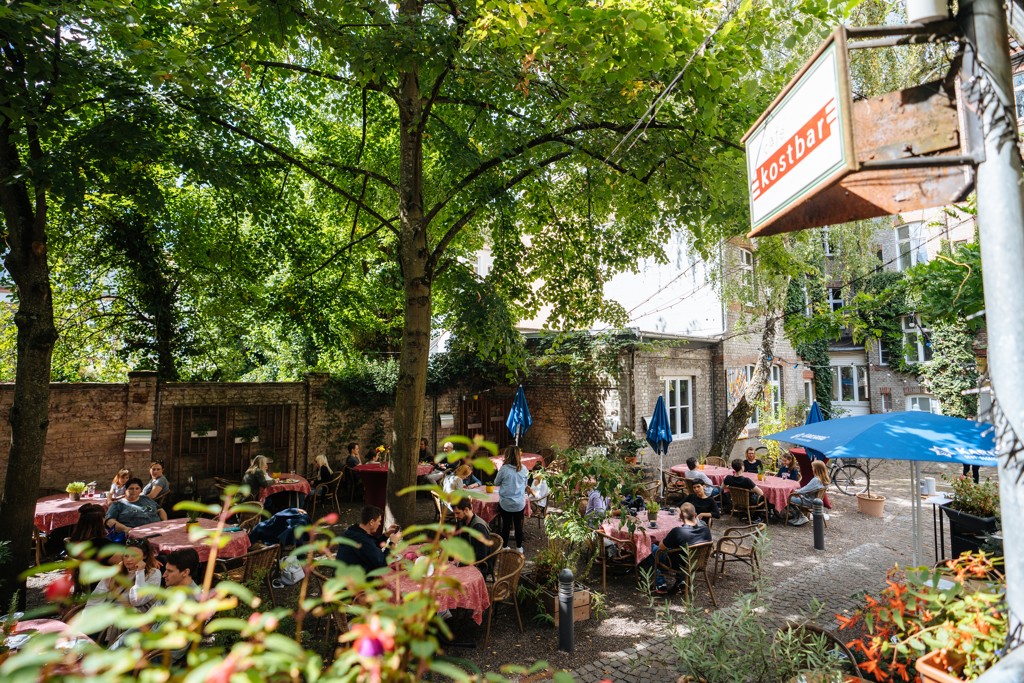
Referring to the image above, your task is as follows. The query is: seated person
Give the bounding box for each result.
[418,438,434,464]
[243,455,276,494]
[425,442,455,485]
[452,498,494,575]
[787,460,830,526]
[443,464,470,497]
[776,452,801,481]
[683,457,720,497]
[460,461,482,488]
[141,461,169,500]
[585,488,609,517]
[368,446,386,463]
[742,447,765,474]
[649,503,712,595]
[311,454,334,488]
[345,442,362,469]
[67,503,118,591]
[109,468,131,500]
[336,505,400,573]
[88,537,162,612]
[105,478,167,535]
[163,548,202,595]
[528,468,550,509]
[683,482,720,519]
[724,459,765,517]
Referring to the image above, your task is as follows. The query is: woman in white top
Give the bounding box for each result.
[786,460,830,526]
[494,446,532,552]
[85,537,162,642]
[529,468,550,509]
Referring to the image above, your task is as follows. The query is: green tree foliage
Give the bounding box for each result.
[905,241,984,332]
[919,318,979,419]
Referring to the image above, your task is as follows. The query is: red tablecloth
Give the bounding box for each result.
[600,509,681,565]
[669,464,732,485]
[489,453,543,472]
[383,563,490,624]
[34,494,112,534]
[258,475,312,503]
[465,487,532,523]
[355,464,434,510]
[715,472,800,514]
[10,618,94,650]
[127,518,250,562]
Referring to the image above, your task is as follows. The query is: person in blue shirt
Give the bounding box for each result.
[494,446,532,553]
[776,452,801,481]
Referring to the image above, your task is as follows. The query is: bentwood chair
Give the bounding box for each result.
[662,471,688,503]
[214,543,281,607]
[471,532,504,581]
[653,541,717,607]
[789,488,828,528]
[237,501,265,532]
[713,523,766,583]
[310,472,343,519]
[594,530,639,593]
[727,486,769,524]
[705,456,727,468]
[483,549,525,646]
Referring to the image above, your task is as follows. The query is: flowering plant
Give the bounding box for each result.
[65,481,87,494]
[945,474,1000,518]
[838,552,1007,681]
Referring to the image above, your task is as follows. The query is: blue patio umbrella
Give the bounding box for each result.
[645,395,673,486]
[803,401,827,461]
[506,385,533,446]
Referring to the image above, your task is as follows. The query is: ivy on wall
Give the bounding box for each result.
[919,318,978,419]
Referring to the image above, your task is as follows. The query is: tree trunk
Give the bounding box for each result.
[387,10,428,528]
[0,122,58,607]
[707,314,778,461]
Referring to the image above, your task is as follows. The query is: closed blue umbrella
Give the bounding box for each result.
[646,396,673,488]
[804,401,826,461]
[506,386,533,445]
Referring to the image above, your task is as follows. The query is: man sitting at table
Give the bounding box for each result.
[683,482,720,519]
[682,457,720,497]
[105,478,167,537]
[336,505,401,574]
[723,459,765,521]
[425,441,455,485]
[163,548,202,594]
[451,498,494,575]
[345,442,362,469]
[652,503,712,595]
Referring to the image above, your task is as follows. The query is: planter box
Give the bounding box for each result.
[916,649,965,683]
[940,503,998,536]
[234,436,259,444]
[522,576,591,626]
[191,430,218,438]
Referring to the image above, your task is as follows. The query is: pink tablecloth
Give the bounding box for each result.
[669,464,733,485]
[258,475,312,503]
[715,472,799,514]
[11,618,94,648]
[466,487,532,524]
[489,453,543,472]
[600,509,681,565]
[127,518,250,562]
[34,494,112,533]
[384,563,491,624]
[355,464,434,510]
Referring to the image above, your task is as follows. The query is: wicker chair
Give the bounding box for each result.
[471,532,505,580]
[705,456,727,468]
[641,479,662,504]
[430,491,447,524]
[727,486,768,524]
[697,512,715,532]
[214,543,281,607]
[483,549,525,646]
[238,501,265,532]
[594,530,639,593]
[789,488,828,528]
[713,523,765,583]
[653,541,717,607]
[662,471,688,503]
[310,472,344,519]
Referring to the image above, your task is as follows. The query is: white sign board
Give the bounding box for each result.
[744,37,854,232]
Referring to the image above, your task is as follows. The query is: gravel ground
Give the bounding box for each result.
[23,458,990,681]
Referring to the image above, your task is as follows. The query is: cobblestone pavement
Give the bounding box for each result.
[568,459,974,683]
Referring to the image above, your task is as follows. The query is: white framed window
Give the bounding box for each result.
[665,377,693,439]
[827,287,843,312]
[821,227,836,257]
[1015,71,1024,120]
[803,380,815,407]
[902,316,933,364]
[896,223,927,271]
[738,248,755,290]
[878,340,890,366]
[831,365,869,403]
[743,364,780,425]
[880,392,892,413]
[907,395,941,414]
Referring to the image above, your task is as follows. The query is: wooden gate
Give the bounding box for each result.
[460,395,514,450]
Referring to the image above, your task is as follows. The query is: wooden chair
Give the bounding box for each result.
[150,489,170,509]
[238,501,265,532]
[594,530,639,593]
[662,471,688,503]
[529,498,548,529]
[214,543,282,607]
[33,527,47,566]
[310,472,344,519]
[342,466,360,503]
[727,486,768,524]
[471,532,504,580]
[430,491,447,524]
[483,549,525,646]
[653,541,717,607]
[697,512,715,532]
[641,479,662,504]
[705,456,727,468]
[789,488,828,528]
[713,523,765,583]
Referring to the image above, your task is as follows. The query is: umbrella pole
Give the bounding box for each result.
[910,461,920,567]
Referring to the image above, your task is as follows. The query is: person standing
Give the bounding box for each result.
[494,445,531,553]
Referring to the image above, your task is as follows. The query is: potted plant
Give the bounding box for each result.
[940,476,999,556]
[697,454,707,471]
[191,420,217,439]
[520,545,593,627]
[855,468,885,518]
[613,429,646,466]
[838,552,1006,682]
[65,481,87,501]
[646,500,661,523]
[185,508,201,533]
[233,426,260,444]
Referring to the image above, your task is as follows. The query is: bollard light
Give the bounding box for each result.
[558,568,574,652]
[812,499,826,551]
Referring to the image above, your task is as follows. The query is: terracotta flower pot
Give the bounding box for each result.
[916,649,966,683]
[856,492,886,517]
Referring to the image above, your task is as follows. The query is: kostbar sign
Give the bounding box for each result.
[743,39,854,232]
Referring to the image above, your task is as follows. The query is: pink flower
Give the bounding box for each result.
[45,572,74,602]
[351,615,395,658]
[322,512,339,525]
[208,653,239,683]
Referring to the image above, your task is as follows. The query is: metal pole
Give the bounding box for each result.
[960,0,1024,631]
[812,498,825,550]
[910,461,919,567]
[557,568,574,652]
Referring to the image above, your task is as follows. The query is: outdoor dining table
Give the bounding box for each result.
[8,618,95,650]
[464,486,532,524]
[259,474,312,505]
[355,463,434,510]
[488,452,544,472]
[127,518,250,562]
[600,508,683,565]
[382,562,491,624]
[736,473,800,515]
[669,464,732,485]
[34,494,112,533]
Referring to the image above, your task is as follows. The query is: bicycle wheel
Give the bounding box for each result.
[832,464,869,496]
